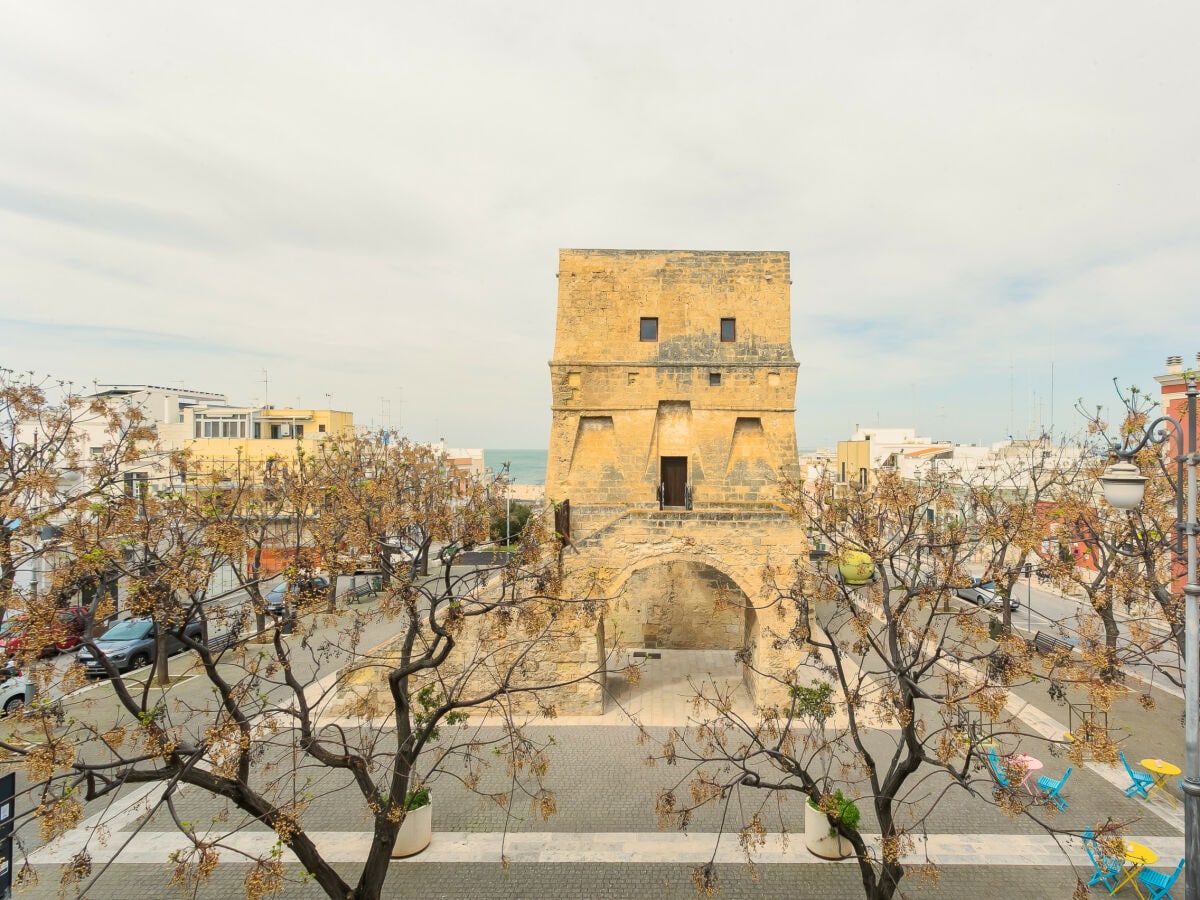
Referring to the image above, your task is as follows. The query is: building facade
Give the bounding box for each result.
[182,405,354,463]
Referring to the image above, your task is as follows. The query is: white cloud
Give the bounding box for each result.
[0,0,1196,447]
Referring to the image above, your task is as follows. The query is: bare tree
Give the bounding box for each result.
[5,434,609,900]
[646,466,1118,900]
[0,370,154,624]
[1046,383,1193,690]
[953,436,1087,633]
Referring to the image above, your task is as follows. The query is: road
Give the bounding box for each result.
[37,565,457,729]
[964,573,1184,696]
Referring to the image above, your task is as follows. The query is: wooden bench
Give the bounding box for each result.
[1030,631,1076,656]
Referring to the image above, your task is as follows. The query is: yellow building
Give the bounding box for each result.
[181,405,355,464]
[835,439,872,490]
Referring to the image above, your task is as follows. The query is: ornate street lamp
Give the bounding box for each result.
[1099,370,1198,897]
[1098,460,1149,511]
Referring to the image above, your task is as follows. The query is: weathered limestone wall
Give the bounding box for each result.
[542,248,812,712]
[571,508,809,709]
[608,560,744,650]
[546,249,800,508]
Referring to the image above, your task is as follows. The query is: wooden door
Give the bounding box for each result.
[661,457,687,508]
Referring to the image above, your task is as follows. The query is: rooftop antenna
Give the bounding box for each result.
[261,369,269,407]
[1050,361,1055,436]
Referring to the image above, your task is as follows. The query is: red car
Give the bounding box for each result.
[0,607,88,658]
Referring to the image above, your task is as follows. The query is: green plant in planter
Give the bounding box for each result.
[404,787,430,811]
[809,789,861,836]
[380,786,431,811]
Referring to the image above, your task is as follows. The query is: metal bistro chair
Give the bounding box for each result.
[1035,766,1072,810]
[1081,828,1124,892]
[1137,858,1185,900]
[1120,750,1155,800]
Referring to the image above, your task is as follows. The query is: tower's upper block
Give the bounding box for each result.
[547,250,800,511]
[552,249,795,365]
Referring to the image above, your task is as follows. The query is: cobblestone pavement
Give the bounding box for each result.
[16,860,1093,899]
[14,650,1188,899]
[103,725,1179,838]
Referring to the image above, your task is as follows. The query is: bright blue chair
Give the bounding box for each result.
[987,747,1011,788]
[1121,750,1154,800]
[1081,828,1124,891]
[1137,858,1184,900]
[1036,766,1072,810]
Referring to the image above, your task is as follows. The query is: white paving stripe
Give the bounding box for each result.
[27,830,1184,868]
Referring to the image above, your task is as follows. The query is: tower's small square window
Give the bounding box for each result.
[640,317,658,341]
[709,372,722,386]
[720,318,736,342]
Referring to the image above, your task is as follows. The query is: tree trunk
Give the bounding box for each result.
[154,632,170,686]
[1000,572,1016,633]
[419,537,432,578]
[378,538,391,589]
[1091,590,1122,682]
[250,544,266,634]
[0,532,14,624]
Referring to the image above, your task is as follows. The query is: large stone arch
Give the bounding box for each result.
[602,552,754,651]
[560,508,809,709]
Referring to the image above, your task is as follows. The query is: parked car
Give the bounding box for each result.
[0,607,88,658]
[953,578,1020,611]
[0,665,34,714]
[265,576,330,617]
[77,617,205,675]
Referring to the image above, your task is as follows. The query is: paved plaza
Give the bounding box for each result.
[17,649,1189,898]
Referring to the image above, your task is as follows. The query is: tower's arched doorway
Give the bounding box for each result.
[606,560,747,651]
[598,554,763,720]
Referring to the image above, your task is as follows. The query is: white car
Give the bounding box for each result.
[0,667,34,715]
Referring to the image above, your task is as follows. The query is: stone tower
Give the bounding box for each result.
[548,250,807,707]
[547,249,800,522]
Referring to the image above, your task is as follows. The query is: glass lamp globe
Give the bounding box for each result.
[1099,461,1148,510]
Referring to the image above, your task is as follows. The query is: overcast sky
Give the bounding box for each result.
[2,2,1197,449]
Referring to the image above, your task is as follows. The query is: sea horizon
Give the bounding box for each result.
[484,449,547,486]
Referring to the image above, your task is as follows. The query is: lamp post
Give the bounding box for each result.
[502,462,512,549]
[1099,371,1198,898]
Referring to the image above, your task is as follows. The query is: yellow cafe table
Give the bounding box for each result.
[1140,758,1181,808]
[1110,841,1158,899]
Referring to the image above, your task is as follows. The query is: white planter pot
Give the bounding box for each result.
[391,799,432,858]
[804,800,854,860]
